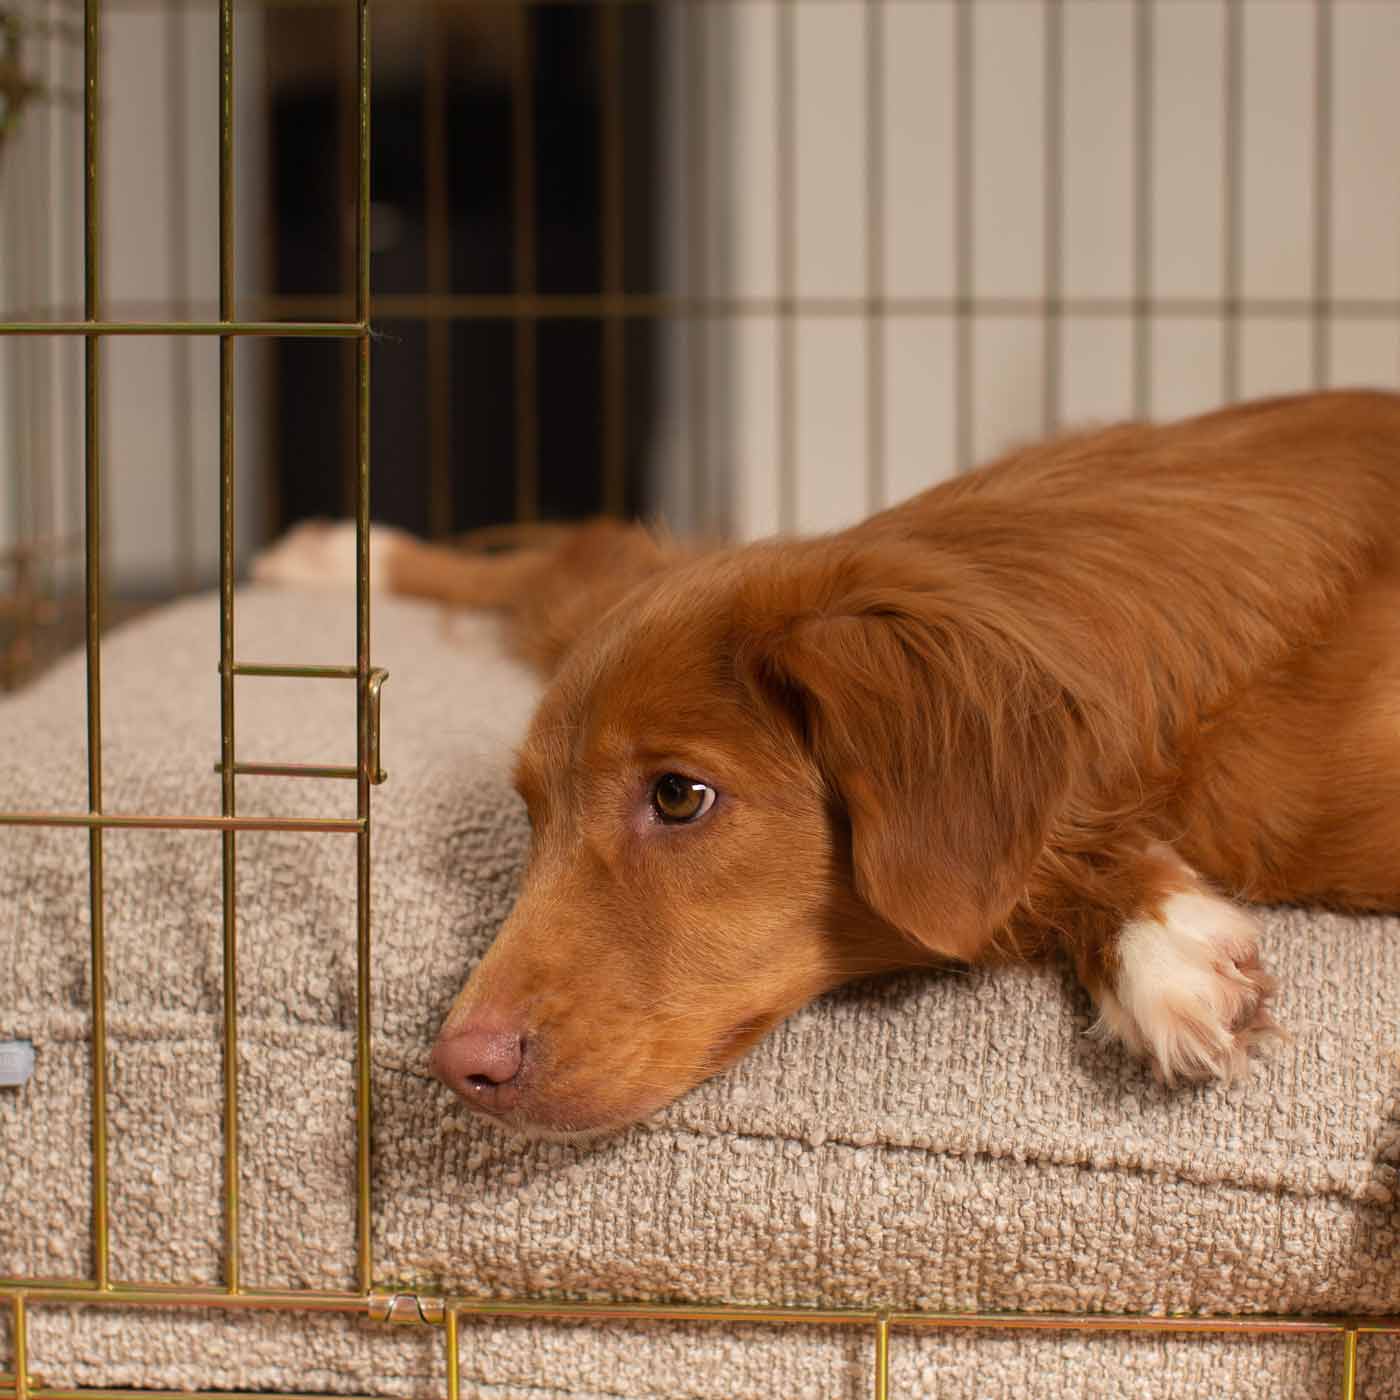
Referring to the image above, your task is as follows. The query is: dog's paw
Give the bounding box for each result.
[1091,890,1283,1085]
[251,519,408,591]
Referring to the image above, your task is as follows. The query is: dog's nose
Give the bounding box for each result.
[430,1020,529,1111]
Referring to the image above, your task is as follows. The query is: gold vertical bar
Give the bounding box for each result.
[445,1306,460,1400]
[872,1311,890,1400]
[1339,1328,1358,1400]
[1132,0,1153,417]
[600,2,626,518]
[338,10,358,517]
[168,0,194,592]
[217,0,240,1297]
[1222,0,1242,403]
[64,2,83,594]
[82,0,110,1295]
[1042,0,1062,434]
[11,39,33,605]
[354,0,374,1297]
[423,8,451,538]
[511,5,538,523]
[685,1,706,532]
[1311,0,1332,387]
[29,0,54,644]
[776,0,796,532]
[258,29,282,546]
[864,0,884,515]
[11,1294,28,1400]
[953,0,973,471]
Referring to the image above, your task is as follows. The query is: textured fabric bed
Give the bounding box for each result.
[2,588,1398,1398]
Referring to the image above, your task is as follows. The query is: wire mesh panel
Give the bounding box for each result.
[0,0,386,1384]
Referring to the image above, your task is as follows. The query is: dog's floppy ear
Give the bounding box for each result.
[746,594,1074,960]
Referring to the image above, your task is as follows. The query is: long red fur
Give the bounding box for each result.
[363,389,1400,1132]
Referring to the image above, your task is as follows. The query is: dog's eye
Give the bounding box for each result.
[651,773,716,824]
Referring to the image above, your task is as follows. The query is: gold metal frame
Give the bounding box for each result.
[2,1284,1398,1400]
[2,2,1399,1398]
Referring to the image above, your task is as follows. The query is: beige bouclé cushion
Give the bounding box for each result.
[1,588,1398,1398]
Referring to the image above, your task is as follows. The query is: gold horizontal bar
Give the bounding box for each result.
[0,321,367,338]
[441,1300,1400,1335]
[446,1299,877,1327]
[891,1310,1365,1337]
[26,1392,387,1400]
[2,1279,1398,1337]
[255,291,1400,323]
[0,1282,366,1311]
[0,811,364,833]
[10,294,1400,327]
[216,761,358,780]
[231,662,358,679]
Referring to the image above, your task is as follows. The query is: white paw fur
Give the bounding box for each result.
[251,519,407,591]
[1092,890,1281,1085]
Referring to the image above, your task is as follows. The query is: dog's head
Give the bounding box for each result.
[431,539,1076,1137]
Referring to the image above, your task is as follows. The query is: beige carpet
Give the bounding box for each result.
[2,588,1398,1398]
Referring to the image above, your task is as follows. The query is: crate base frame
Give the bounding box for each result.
[3,1282,1396,1400]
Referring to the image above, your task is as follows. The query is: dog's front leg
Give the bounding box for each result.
[1061,843,1284,1084]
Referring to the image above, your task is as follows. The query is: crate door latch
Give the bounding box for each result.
[367,667,389,785]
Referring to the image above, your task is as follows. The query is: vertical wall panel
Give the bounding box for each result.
[1240,319,1310,398]
[972,318,1044,463]
[884,318,956,507]
[108,341,181,589]
[105,11,176,304]
[1240,2,1314,300]
[1329,321,1400,391]
[972,1,1045,299]
[712,2,778,300]
[654,14,698,533]
[795,2,866,299]
[729,318,782,540]
[185,4,222,304]
[0,343,13,551]
[1150,319,1226,421]
[1331,4,1400,304]
[883,3,955,299]
[1062,1,1134,301]
[1060,318,1134,425]
[796,321,867,533]
[1153,0,1226,301]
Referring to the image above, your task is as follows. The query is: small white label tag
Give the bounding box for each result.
[0,1040,35,1088]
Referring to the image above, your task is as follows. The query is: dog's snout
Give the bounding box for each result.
[430,1020,529,1111]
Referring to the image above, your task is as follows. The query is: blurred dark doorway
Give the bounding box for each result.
[266,4,660,537]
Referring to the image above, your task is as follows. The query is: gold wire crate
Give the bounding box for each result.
[1,2,1398,1398]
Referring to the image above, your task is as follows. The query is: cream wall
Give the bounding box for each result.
[651,0,1400,541]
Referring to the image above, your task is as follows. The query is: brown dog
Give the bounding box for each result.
[257,389,1400,1139]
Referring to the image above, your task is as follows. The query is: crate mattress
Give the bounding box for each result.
[2,588,1398,1398]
